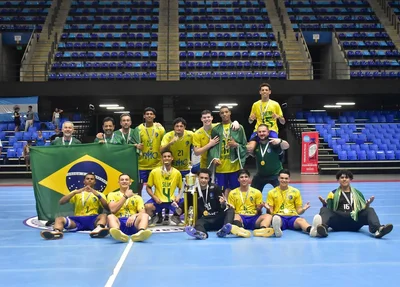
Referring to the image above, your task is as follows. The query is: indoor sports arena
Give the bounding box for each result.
[0,0,399,286]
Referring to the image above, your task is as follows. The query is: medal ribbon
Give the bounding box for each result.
[62,137,73,146]
[260,100,271,123]
[198,185,209,210]
[239,188,250,212]
[342,191,353,206]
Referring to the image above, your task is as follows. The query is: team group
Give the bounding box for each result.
[40,83,393,242]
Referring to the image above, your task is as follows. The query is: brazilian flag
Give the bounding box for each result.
[31,143,138,221]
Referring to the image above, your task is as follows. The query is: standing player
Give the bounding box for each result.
[51,121,81,146]
[266,169,323,237]
[247,83,285,152]
[107,174,152,243]
[94,117,125,144]
[160,117,193,177]
[227,169,274,238]
[136,107,165,196]
[193,110,240,170]
[208,106,247,197]
[145,150,183,226]
[250,124,290,192]
[317,170,393,238]
[40,172,109,240]
[175,168,235,240]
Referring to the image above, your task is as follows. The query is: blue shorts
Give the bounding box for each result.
[139,170,150,183]
[278,215,300,231]
[215,172,240,190]
[65,215,98,231]
[145,198,184,214]
[249,131,278,142]
[239,215,260,230]
[191,163,200,174]
[119,217,138,235]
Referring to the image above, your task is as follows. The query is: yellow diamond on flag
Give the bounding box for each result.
[38,154,132,196]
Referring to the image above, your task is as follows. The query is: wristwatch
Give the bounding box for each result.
[97,194,102,199]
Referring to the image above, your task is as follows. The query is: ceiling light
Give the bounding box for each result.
[114,111,130,114]
[324,105,342,108]
[218,103,238,106]
[107,106,125,110]
[310,110,326,112]
[215,105,234,109]
[99,104,119,107]
[212,110,219,113]
[336,102,355,105]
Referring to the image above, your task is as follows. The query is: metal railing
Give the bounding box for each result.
[378,0,400,34]
[2,61,394,82]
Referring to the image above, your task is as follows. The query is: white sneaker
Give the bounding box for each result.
[272,216,283,238]
[90,225,109,238]
[309,214,322,237]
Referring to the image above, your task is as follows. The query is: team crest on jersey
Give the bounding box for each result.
[155,133,159,137]
[267,148,271,153]
[288,195,293,200]
[250,196,254,202]
[210,192,214,199]
[185,141,190,146]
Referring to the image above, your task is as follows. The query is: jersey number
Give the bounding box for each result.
[343,203,351,210]
[162,187,171,202]
[177,150,183,156]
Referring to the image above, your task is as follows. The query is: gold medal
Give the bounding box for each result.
[203,210,209,216]
[260,160,265,166]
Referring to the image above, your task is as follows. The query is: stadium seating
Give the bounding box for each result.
[0,0,50,32]
[296,110,400,161]
[49,0,159,80]
[285,0,400,78]
[178,0,286,80]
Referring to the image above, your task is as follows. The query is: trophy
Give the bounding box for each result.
[183,164,198,227]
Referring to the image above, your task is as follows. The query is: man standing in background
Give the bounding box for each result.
[25,105,34,132]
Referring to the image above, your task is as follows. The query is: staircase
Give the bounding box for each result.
[21,0,72,82]
[157,0,179,80]
[367,0,400,49]
[263,0,313,80]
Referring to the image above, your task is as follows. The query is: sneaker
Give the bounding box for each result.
[156,212,163,224]
[162,216,170,225]
[170,215,184,226]
[109,228,129,243]
[90,225,109,238]
[40,230,63,240]
[185,226,207,240]
[131,229,152,242]
[309,214,322,237]
[272,216,283,238]
[317,225,328,237]
[253,228,275,238]
[375,224,393,239]
[217,223,233,238]
[149,214,159,227]
[230,224,251,238]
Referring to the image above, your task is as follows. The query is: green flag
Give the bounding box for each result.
[31,143,138,221]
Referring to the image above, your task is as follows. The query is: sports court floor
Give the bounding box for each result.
[0,178,399,287]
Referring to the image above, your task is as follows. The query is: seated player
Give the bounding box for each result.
[40,172,109,240]
[107,174,152,243]
[265,169,323,238]
[317,169,393,239]
[175,168,235,240]
[145,150,183,226]
[227,169,275,238]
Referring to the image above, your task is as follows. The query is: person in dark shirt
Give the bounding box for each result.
[50,127,63,142]
[177,168,234,240]
[317,169,393,238]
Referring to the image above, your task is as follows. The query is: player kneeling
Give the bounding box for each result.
[107,174,152,243]
[40,173,109,240]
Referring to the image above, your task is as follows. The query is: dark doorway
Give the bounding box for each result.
[308,45,323,80]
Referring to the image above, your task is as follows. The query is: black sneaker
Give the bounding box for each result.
[156,212,163,224]
[375,224,393,239]
[317,224,328,237]
[162,216,169,225]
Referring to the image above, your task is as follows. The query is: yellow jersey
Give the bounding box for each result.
[228,187,262,216]
[107,191,145,218]
[217,123,240,173]
[250,99,283,133]
[192,124,218,169]
[70,191,106,216]
[137,123,165,170]
[147,167,182,202]
[267,186,302,216]
[161,130,193,171]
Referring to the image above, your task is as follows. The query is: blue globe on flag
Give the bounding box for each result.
[66,161,108,193]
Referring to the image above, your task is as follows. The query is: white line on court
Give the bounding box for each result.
[104,241,133,287]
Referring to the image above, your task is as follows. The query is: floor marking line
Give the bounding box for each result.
[104,241,133,287]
